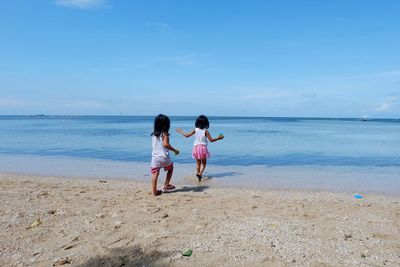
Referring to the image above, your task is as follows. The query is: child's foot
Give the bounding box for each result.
[163,184,176,191]
[196,174,202,182]
[152,190,162,196]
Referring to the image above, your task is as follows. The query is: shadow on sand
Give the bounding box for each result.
[206,171,243,178]
[164,185,209,194]
[76,245,172,267]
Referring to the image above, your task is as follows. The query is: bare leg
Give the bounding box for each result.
[164,166,174,188]
[151,170,160,195]
[199,159,207,177]
[196,159,201,175]
[196,159,202,181]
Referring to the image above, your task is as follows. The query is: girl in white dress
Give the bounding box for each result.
[176,115,224,181]
[150,114,179,196]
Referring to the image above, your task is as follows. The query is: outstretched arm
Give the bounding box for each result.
[163,134,179,154]
[205,130,224,142]
[176,128,195,138]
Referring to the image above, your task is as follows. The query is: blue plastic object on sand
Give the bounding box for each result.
[354,194,363,199]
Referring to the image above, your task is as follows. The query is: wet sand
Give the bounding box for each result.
[1,173,399,266]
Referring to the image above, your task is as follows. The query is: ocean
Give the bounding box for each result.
[1,115,399,193]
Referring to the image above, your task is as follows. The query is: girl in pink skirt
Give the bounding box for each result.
[176,115,224,181]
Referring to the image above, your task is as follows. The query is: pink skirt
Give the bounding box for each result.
[192,145,210,160]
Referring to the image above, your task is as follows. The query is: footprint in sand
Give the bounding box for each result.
[202,175,213,181]
[182,175,214,187]
[140,203,161,214]
[182,175,199,184]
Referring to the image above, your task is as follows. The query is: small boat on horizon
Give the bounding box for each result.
[28,114,47,118]
[362,115,368,121]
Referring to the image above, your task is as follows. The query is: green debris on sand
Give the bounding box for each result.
[182,249,192,257]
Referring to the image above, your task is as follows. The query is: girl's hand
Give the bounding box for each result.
[206,130,224,142]
[174,149,180,156]
[176,128,195,138]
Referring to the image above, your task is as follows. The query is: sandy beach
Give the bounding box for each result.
[1,173,399,266]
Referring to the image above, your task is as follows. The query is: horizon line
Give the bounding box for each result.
[0,114,398,120]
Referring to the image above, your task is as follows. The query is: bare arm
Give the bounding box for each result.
[162,134,179,154]
[205,130,224,142]
[176,128,195,138]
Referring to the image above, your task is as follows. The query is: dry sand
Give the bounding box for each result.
[0,173,399,266]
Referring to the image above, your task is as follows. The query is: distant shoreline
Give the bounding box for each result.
[0,114,399,120]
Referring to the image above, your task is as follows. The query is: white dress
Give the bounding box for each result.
[151,134,172,169]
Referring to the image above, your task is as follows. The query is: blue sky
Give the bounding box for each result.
[0,0,399,117]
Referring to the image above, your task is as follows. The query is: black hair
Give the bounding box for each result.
[151,114,170,137]
[195,115,209,129]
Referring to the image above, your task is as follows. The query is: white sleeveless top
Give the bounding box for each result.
[193,128,208,146]
[152,134,169,158]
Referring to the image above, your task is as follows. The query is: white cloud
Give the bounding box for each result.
[228,87,297,101]
[301,93,318,98]
[154,54,202,67]
[374,102,391,112]
[64,100,103,108]
[55,0,107,9]
[0,98,26,107]
[372,70,400,78]
[154,22,172,32]
[238,91,290,100]
[373,96,399,112]
[124,53,209,70]
[88,67,126,73]
[341,69,400,80]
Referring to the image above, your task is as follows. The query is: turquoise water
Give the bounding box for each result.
[0,116,400,167]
